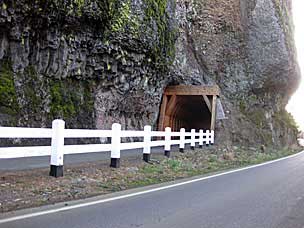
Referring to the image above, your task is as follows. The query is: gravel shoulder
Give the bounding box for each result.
[0,146,301,213]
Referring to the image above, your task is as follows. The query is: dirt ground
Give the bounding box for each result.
[0,146,300,213]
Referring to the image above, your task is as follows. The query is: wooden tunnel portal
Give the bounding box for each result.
[158,85,220,132]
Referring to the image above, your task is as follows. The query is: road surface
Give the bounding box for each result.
[1,151,304,228]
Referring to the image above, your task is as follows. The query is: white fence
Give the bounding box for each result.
[0,119,215,177]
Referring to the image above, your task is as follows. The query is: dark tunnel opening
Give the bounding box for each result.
[159,95,211,132]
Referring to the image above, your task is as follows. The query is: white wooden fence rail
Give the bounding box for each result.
[0,119,215,177]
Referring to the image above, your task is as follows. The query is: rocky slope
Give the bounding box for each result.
[0,0,300,147]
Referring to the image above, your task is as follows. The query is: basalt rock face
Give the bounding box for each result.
[0,0,300,147]
[0,0,176,131]
[171,0,300,147]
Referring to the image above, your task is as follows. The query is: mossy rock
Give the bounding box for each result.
[0,61,19,116]
[247,109,267,129]
[23,66,44,115]
[273,110,298,131]
[49,79,95,128]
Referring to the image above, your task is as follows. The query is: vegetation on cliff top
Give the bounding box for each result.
[3,0,176,69]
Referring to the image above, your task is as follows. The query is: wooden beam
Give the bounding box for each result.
[172,100,182,131]
[158,95,168,131]
[164,115,170,129]
[210,95,217,131]
[164,85,220,96]
[165,95,177,116]
[202,95,211,112]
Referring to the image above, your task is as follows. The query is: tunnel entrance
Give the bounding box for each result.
[158,85,220,131]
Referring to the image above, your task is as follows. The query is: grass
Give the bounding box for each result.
[0,146,301,213]
[123,147,300,189]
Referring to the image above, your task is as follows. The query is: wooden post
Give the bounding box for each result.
[179,128,185,153]
[210,95,217,131]
[202,95,211,113]
[164,85,220,96]
[110,123,121,168]
[165,95,177,116]
[164,127,171,157]
[191,129,195,150]
[206,130,210,146]
[166,95,177,131]
[158,95,168,131]
[210,130,215,145]
[143,125,152,162]
[50,119,65,178]
[199,129,204,148]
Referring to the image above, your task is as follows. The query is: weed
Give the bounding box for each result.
[166,159,183,171]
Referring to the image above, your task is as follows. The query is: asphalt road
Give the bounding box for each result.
[0,145,185,171]
[1,151,304,228]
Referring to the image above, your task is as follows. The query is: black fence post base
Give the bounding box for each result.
[191,146,195,150]
[50,165,63,178]
[165,150,170,158]
[110,158,120,168]
[143,154,151,162]
[179,148,184,153]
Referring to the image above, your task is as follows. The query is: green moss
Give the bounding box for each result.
[49,79,95,124]
[274,110,298,130]
[74,0,85,8]
[73,0,85,16]
[109,0,139,33]
[2,2,7,10]
[263,132,273,145]
[239,100,247,113]
[0,62,19,116]
[102,0,176,69]
[239,95,259,114]
[247,109,267,129]
[50,80,77,119]
[143,0,176,68]
[240,96,269,129]
[23,66,43,114]
[10,0,176,71]
[83,85,95,114]
[18,0,109,27]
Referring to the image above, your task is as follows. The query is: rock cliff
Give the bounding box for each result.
[0,0,300,147]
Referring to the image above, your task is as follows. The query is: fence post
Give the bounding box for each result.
[143,125,152,162]
[164,127,171,157]
[199,129,204,148]
[179,128,185,153]
[206,130,210,146]
[111,123,121,168]
[50,119,65,178]
[191,129,196,150]
[210,130,215,145]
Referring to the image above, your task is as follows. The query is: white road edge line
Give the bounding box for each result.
[1,150,303,224]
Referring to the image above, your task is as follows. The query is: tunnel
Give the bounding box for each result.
[157,85,221,132]
[163,95,211,131]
